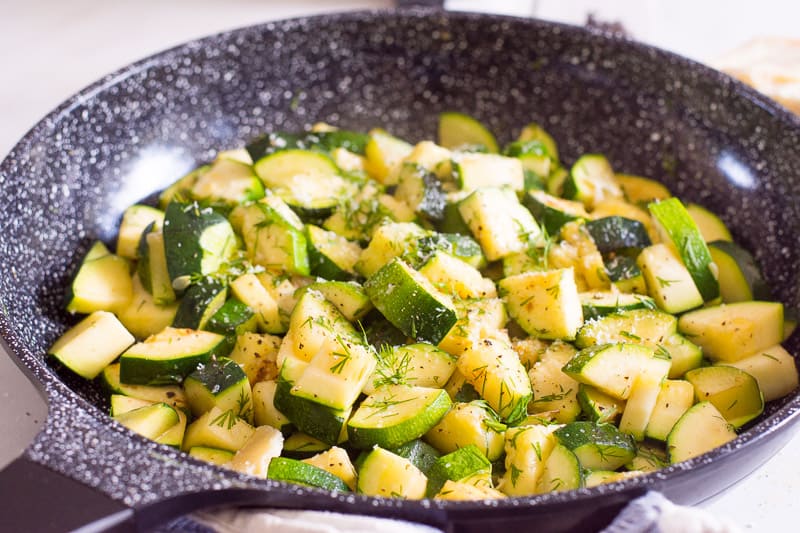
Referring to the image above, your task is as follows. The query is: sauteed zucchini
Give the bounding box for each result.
[49,114,798,500]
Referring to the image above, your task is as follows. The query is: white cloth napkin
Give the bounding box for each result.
[194,491,743,533]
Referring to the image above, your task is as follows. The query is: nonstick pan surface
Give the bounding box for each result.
[2,8,800,532]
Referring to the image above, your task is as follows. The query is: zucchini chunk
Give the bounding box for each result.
[645,379,695,441]
[171,278,227,330]
[719,344,800,402]
[685,203,733,242]
[204,298,259,356]
[424,401,506,461]
[188,446,235,465]
[614,173,671,204]
[119,327,225,385]
[394,163,447,222]
[228,332,281,385]
[576,308,677,349]
[580,291,656,322]
[500,268,583,340]
[300,281,373,323]
[101,363,188,413]
[414,232,486,269]
[273,363,351,446]
[183,357,254,422]
[113,402,179,441]
[284,290,376,411]
[708,240,770,303]
[48,311,135,379]
[419,251,496,300]
[554,421,636,470]
[66,241,133,314]
[523,190,588,236]
[637,243,704,314]
[283,432,331,459]
[562,343,662,400]
[618,369,667,441]
[527,341,581,423]
[564,154,623,208]
[457,338,532,424]
[499,425,558,496]
[667,402,737,464]
[585,216,651,254]
[253,149,352,219]
[229,273,283,335]
[677,301,784,362]
[229,425,284,478]
[426,444,493,497]
[517,121,560,164]
[577,384,625,424]
[453,153,524,191]
[191,157,264,205]
[605,255,647,295]
[357,447,427,499]
[347,385,452,449]
[268,457,350,491]
[252,380,291,432]
[438,112,499,153]
[389,439,442,476]
[685,366,764,428]
[137,230,176,305]
[354,222,427,278]
[364,343,457,394]
[116,205,164,260]
[182,405,256,453]
[662,333,703,379]
[236,197,309,275]
[627,441,669,472]
[163,201,237,284]
[305,224,361,281]
[503,140,553,182]
[648,198,719,301]
[117,274,179,340]
[535,443,583,494]
[436,480,507,500]
[109,394,153,417]
[365,258,458,345]
[155,410,188,448]
[364,129,414,185]
[458,187,542,261]
[302,446,358,491]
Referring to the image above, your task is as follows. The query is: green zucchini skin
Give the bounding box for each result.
[204,298,258,355]
[267,457,351,492]
[119,328,227,386]
[648,198,719,301]
[554,421,636,470]
[273,378,349,446]
[425,444,492,497]
[389,439,441,476]
[163,201,237,284]
[183,357,253,422]
[246,130,370,161]
[585,216,651,254]
[172,279,227,330]
[364,258,458,345]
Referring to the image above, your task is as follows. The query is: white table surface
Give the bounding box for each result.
[2,1,799,531]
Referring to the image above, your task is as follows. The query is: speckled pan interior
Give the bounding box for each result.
[2,9,800,531]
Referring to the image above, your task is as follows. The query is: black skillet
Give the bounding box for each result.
[2,6,800,533]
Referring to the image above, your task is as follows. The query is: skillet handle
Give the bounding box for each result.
[0,455,134,532]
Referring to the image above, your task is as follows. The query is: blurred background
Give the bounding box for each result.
[1,1,798,530]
